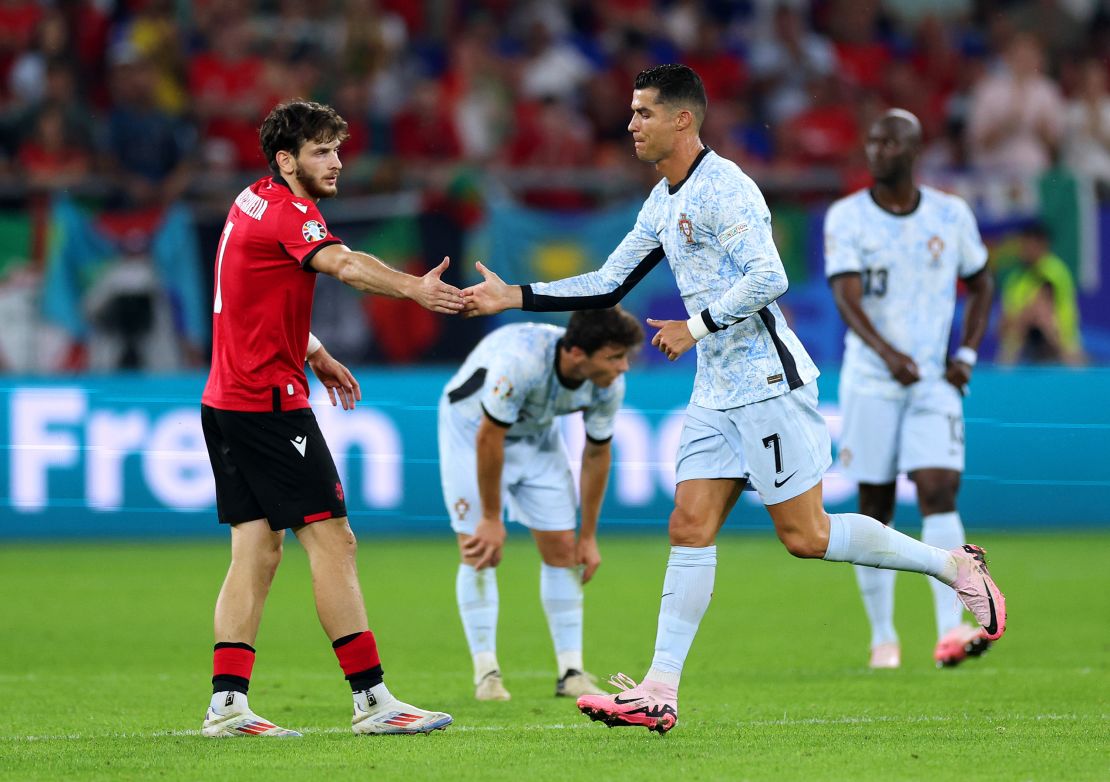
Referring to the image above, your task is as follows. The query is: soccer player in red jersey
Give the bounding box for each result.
[199,100,462,737]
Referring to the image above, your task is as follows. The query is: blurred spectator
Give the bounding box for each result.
[6,6,69,109]
[102,48,195,206]
[827,0,891,92]
[17,104,90,190]
[339,0,409,116]
[444,17,514,162]
[116,0,189,115]
[392,78,463,164]
[778,76,861,167]
[505,97,594,209]
[749,4,836,124]
[681,17,747,102]
[188,19,268,170]
[998,223,1085,365]
[516,17,594,102]
[967,32,1064,176]
[1062,58,1110,195]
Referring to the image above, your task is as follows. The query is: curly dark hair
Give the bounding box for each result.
[259,100,349,176]
[563,306,644,355]
[633,64,707,128]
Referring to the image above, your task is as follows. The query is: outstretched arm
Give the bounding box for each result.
[309,246,464,314]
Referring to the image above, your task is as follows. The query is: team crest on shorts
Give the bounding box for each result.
[453,498,470,521]
[839,448,853,467]
[302,220,328,242]
[678,213,695,244]
[927,235,945,264]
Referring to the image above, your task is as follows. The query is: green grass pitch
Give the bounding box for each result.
[1,531,1106,781]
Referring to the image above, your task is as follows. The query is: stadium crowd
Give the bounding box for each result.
[0,0,1105,370]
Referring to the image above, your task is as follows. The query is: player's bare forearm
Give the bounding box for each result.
[832,274,919,383]
[475,416,508,520]
[578,441,611,540]
[959,268,994,352]
[316,246,463,313]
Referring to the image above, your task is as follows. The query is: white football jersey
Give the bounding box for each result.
[441,323,623,441]
[824,186,988,397]
[523,149,819,411]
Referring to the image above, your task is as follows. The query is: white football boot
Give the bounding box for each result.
[202,691,302,738]
[351,686,453,734]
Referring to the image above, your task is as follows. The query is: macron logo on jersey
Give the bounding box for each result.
[290,435,307,457]
[292,202,309,214]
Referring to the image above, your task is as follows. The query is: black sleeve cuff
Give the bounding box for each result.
[481,404,514,428]
[585,433,613,445]
[700,309,722,334]
[301,239,343,272]
[520,284,535,311]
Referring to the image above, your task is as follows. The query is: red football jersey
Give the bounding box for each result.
[202,176,342,412]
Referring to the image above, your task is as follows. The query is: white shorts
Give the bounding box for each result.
[438,399,578,535]
[837,378,965,484]
[675,381,832,505]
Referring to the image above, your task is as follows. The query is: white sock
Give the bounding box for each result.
[824,513,957,582]
[854,564,898,647]
[921,511,967,636]
[209,690,247,714]
[354,682,394,712]
[456,563,500,683]
[646,545,716,689]
[541,563,584,676]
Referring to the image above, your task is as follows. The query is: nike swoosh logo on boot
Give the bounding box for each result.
[982,577,998,636]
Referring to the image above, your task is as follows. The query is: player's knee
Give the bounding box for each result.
[917,483,958,515]
[539,544,575,567]
[776,526,824,559]
[668,506,714,547]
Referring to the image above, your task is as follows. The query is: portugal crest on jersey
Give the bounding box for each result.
[678,213,695,244]
[927,235,945,264]
[302,220,328,242]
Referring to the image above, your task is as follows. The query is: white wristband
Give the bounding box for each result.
[306,332,323,359]
[686,313,711,342]
[955,346,977,367]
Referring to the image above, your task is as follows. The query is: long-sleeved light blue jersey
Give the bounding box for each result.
[522,149,818,410]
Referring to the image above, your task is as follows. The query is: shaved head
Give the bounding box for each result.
[875,109,922,148]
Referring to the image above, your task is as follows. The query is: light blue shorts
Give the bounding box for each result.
[438,398,578,534]
[675,381,832,505]
[838,378,965,484]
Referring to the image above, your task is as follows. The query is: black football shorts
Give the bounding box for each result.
[201,405,347,531]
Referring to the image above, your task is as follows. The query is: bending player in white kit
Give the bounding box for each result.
[825,109,996,669]
[440,307,643,701]
[463,65,1007,734]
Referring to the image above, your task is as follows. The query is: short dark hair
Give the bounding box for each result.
[259,100,349,176]
[563,306,644,355]
[633,64,707,128]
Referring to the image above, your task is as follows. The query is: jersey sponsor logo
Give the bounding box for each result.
[234,187,268,220]
[290,434,307,457]
[677,213,695,244]
[302,220,328,242]
[766,373,784,384]
[719,222,749,244]
[292,201,309,214]
[453,497,470,521]
[928,235,945,264]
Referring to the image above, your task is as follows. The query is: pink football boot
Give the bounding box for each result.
[577,673,678,734]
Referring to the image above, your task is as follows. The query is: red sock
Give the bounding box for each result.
[332,631,384,691]
[213,642,255,694]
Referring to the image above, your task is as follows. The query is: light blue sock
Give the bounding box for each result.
[646,545,716,688]
[540,563,584,676]
[921,511,966,636]
[825,513,955,582]
[456,563,499,682]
